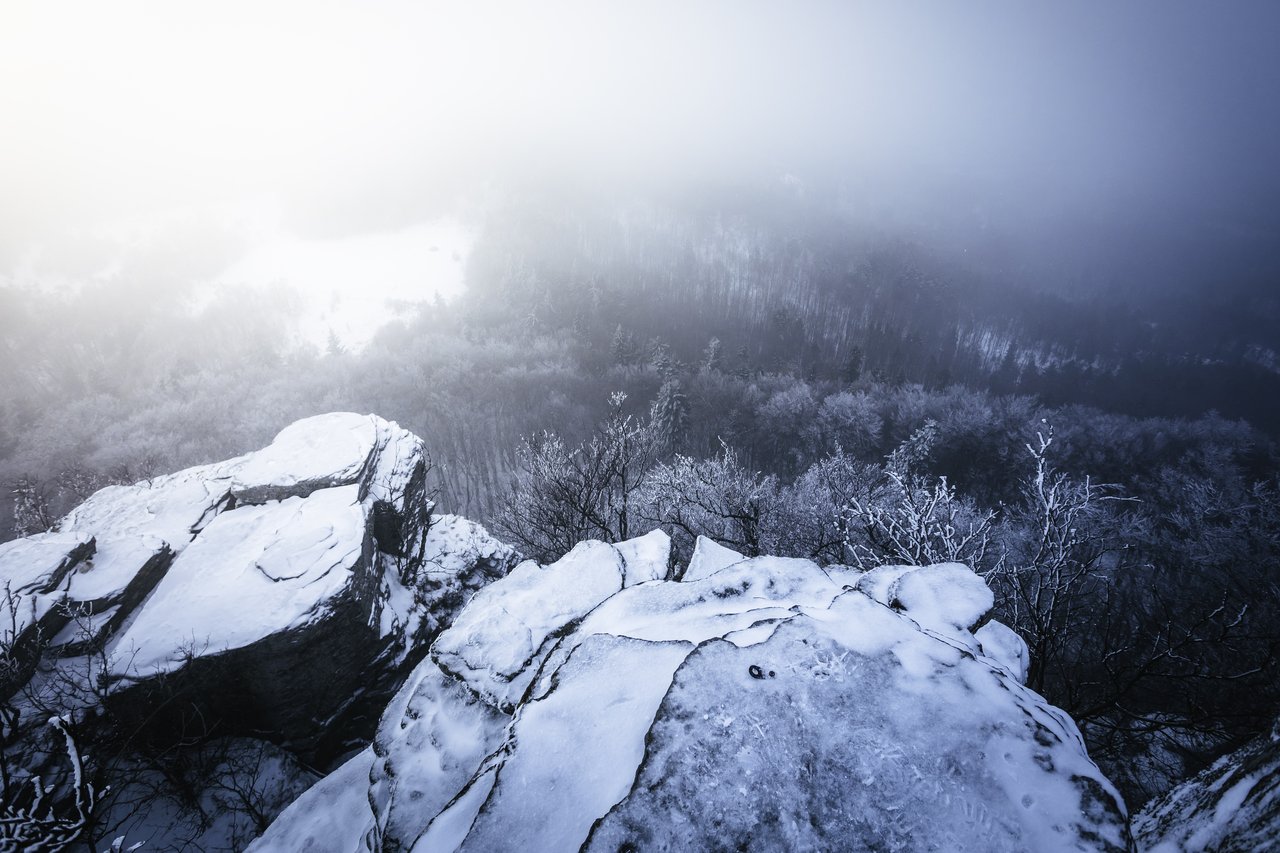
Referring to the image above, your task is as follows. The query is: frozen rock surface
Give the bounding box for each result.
[0,531,95,639]
[258,540,1130,853]
[681,534,744,581]
[230,411,381,503]
[976,619,1031,684]
[248,747,377,853]
[1132,718,1280,853]
[0,414,518,851]
[889,561,995,633]
[0,414,516,749]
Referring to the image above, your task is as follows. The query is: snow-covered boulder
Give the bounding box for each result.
[0,531,97,692]
[256,543,1130,852]
[976,619,1031,684]
[682,534,745,581]
[0,413,518,765]
[1132,718,1280,852]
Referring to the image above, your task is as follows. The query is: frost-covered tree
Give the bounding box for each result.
[648,339,674,378]
[0,588,103,852]
[803,391,882,458]
[701,337,722,374]
[650,379,690,452]
[839,421,999,572]
[987,426,1131,693]
[0,715,100,851]
[11,478,54,538]
[496,393,657,561]
[609,325,640,368]
[641,442,780,563]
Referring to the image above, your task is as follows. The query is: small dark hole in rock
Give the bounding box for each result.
[748,664,765,680]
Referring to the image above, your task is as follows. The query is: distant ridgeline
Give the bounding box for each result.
[2,413,1271,850]
[462,194,1280,433]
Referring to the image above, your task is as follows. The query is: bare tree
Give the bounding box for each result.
[0,589,101,852]
[840,421,999,572]
[496,393,657,561]
[641,441,780,563]
[988,426,1134,693]
[0,715,99,852]
[10,479,55,539]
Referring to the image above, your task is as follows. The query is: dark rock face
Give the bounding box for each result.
[1133,717,1280,852]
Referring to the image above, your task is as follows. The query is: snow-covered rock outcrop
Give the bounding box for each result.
[1132,718,1280,852]
[1,413,517,763]
[255,536,1131,852]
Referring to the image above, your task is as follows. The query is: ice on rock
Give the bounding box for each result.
[853,562,995,635]
[0,531,94,595]
[0,531,95,640]
[109,486,365,678]
[585,591,1128,853]
[61,535,167,604]
[0,412,528,849]
[976,619,1031,683]
[888,562,994,633]
[567,555,844,649]
[366,660,508,850]
[61,460,239,548]
[314,543,1127,853]
[418,515,516,578]
[247,748,376,853]
[0,410,509,698]
[430,540,626,712]
[1133,716,1280,853]
[377,514,517,653]
[53,412,482,684]
[456,636,693,853]
[614,528,671,586]
[682,535,746,581]
[852,563,917,605]
[231,412,380,503]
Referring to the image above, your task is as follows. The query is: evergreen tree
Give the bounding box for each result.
[326,328,346,357]
[733,344,752,380]
[702,337,722,374]
[649,339,674,378]
[843,346,864,383]
[610,325,640,367]
[650,379,690,451]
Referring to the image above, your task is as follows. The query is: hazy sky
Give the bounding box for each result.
[2,1,1278,294]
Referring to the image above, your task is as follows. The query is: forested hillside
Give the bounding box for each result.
[3,188,1279,814]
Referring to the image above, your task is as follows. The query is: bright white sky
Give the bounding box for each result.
[2,0,1278,334]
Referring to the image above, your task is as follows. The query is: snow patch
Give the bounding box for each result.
[682,535,746,582]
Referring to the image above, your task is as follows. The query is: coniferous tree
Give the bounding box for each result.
[649,339,674,378]
[702,337,722,374]
[650,379,690,451]
[843,346,864,383]
[733,344,752,380]
[610,325,640,367]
